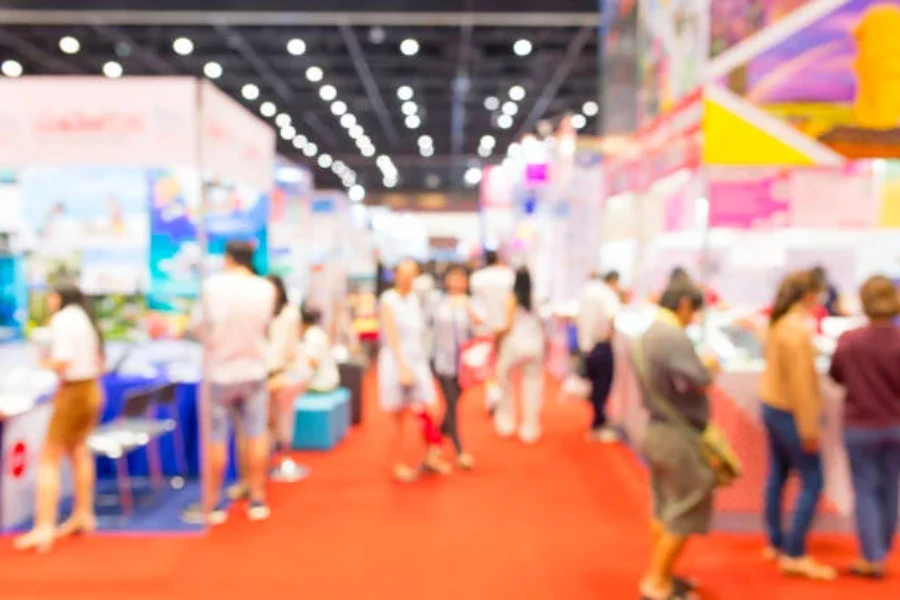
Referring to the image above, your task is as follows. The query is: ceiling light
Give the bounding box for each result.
[242,83,260,100]
[292,135,307,149]
[330,100,347,116]
[349,125,364,139]
[478,146,492,158]
[513,39,533,57]
[361,146,376,157]
[102,61,123,79]
[480,134,496,148]
[260,102,277,118]
[401,101,418,117]
[420,145,434,157]
[332,160,347,173]
[340,113,357,129]
[318,154,333,169]
[343,174,357,187]
[369,26,386,45]
[173,37,194,56]
[497,114,513,129]
[502,101,519,116]
[348,185,365,202]
[384,178,398,189]
[425,174,440,189]
[275,113,291,128]
[464,167,483,186]
[286,38,306,56]
[397,85,414,101]
[484,96,500,111]
[203,61,223,79]
[405,115,421,129]
[1,59,23,78]
[571,114,587,129]
[400,38,419,56]
[319,85,337,101]
[357,135,372,148]
[303,142,318,157]
[376,155,392,168]
[583,100,600,116]
[280,125,296,140]
[418,135,433,148]
[59,36,80,55]
[509,85,526,101]
[305,66,323,82]
[507,143,522,158]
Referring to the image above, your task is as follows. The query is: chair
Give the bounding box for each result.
[87,385,176,514]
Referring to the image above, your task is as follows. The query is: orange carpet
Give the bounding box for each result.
[0,373,897,600]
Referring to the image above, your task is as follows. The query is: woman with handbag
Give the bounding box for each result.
[430,263,480,470]
[759,270,836,580]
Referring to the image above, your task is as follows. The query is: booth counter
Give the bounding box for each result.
[608,306,867,530]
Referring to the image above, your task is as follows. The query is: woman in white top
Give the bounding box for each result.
[379,259,449,481]
[16,284,104,553]
[265,275,301,479]
[300,306,340,393]
[494,267,545,443]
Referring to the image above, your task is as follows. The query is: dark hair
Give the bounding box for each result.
[669,267,689,283]
[603,270,620,284]
[225,240,255,272]
[659,281,704,313]
[513,266,533,312]
[484,249,499,266]
[55,283,105,358]
[860,275,900,321]
[300,303,321,326]
[266,274,288,317]
[769,270,819,327]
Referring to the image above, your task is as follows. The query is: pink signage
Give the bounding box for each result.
[788,167,878,228]
[708,171,790,229]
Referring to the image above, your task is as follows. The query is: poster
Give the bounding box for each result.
[710,0,813,58]
[269,168,312,282]
[707,167,791,228]
[722,0,900,159]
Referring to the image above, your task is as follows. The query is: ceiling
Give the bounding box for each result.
[0,3,602,195]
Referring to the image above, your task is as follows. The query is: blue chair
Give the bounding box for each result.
[292,388,351,450]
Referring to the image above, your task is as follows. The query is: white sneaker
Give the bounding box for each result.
[519,424,541,444]
[588,426,619,444]
[247,501,271,522]
[494,412,516,438]
[486,385,502,411]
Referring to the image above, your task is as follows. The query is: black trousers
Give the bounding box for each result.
[584,341,615,429]
[436,374,464,454]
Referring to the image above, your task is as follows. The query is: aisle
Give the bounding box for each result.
[0,373,897,599]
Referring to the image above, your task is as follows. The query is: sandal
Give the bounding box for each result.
[779,556,837,581]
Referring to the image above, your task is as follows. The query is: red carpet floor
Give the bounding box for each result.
[0,373,898,599]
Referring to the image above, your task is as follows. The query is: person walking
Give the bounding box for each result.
[430,263,479,469]
[378,259,449,481]
[15,284,104,553]
[635,281,717,600]
[759,270,836,580]
[191,241,275,524]
[576,270,622,442]
[470,249,515,413]
[493,266,545,443]
[829,275,900,578]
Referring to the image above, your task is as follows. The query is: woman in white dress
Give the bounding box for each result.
[379,259,449,481]
[494,267,545,443]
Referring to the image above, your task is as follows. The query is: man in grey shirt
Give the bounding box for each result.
[636,281,719,600]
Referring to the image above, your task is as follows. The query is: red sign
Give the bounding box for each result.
[8,441,27,479]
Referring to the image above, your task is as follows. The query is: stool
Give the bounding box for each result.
[292,388,351,450]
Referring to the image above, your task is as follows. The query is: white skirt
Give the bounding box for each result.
[377,349,436,412]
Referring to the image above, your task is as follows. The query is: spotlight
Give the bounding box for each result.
[401,101,418,116]
[571,114,587,129]
[509,85,526,101]
[349,125,364,139]
[102,61,123,79]
[275,113,292,128]
[292,135,307,149]
[318,154,333,169]
[513,39,533,57]
[582,101,600,116]
[59,36,80,55]
[397,85,414,101]
[478,146,492,158]
[497,114,513,129]
[340,113,357,129]
[173,37,194,56]
[484,96,500,111]
[305,66,323,82]
[241,83,260,100]
[361,146,376,157]
[203,61,223,79]
[418,135,433,148]
[384,178,398,189]
[1,59,23,78]
[286,38,306,56]
[331,100,348,116]
[280,125,296,140]
[480,134,496,148]
[502,101,519,116]
[260,102,277,118]
[319,85,337,101]
[303,142,318,157]
[464,167,483,186]
[400,38,419,56]
[420,146,434,157]
[349,185,365,202]
[405,115,421,129]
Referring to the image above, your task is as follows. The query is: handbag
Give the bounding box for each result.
[458,336,494,389]
[632,340,742,487]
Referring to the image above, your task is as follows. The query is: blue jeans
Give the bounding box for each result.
[844,426,900,563]
[762,404,824,558]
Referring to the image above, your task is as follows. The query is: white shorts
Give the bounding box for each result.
[377,350,435,412]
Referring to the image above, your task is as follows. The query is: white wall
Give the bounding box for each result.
[409,211,480,244]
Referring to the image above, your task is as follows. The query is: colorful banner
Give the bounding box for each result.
[879,160,900,227]
[707,167,791,228]
[269,167,312,279]
[710,0,814,58]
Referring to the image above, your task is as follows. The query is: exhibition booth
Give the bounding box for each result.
[0,75,276,532]
[602,0,900,530]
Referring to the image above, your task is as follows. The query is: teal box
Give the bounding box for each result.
[292,388,351,450]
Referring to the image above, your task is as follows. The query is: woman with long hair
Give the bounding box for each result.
[494,266,545,443]
[758,270,836,580]
[378,259,449,481]
[829,275,900,578]
[16,283,104,552]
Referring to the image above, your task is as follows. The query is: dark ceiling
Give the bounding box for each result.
[0,4,602,194]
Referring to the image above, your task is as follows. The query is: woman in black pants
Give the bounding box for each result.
[430,263,479,469]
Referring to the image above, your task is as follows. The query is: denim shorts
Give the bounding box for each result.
[209,379,269,444]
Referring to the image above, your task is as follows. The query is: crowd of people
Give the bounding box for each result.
[11,240,900,600]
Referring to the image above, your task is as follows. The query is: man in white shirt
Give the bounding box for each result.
[191,241,275,523]
[576,270,623,442]
[470,250,515,411]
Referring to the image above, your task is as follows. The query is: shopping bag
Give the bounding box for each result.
[458,336,494,389]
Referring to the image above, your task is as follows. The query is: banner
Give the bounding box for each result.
[708,167,791,228]
[269,167,312,281]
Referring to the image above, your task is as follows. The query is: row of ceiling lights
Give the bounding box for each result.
[484,84,526,131]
